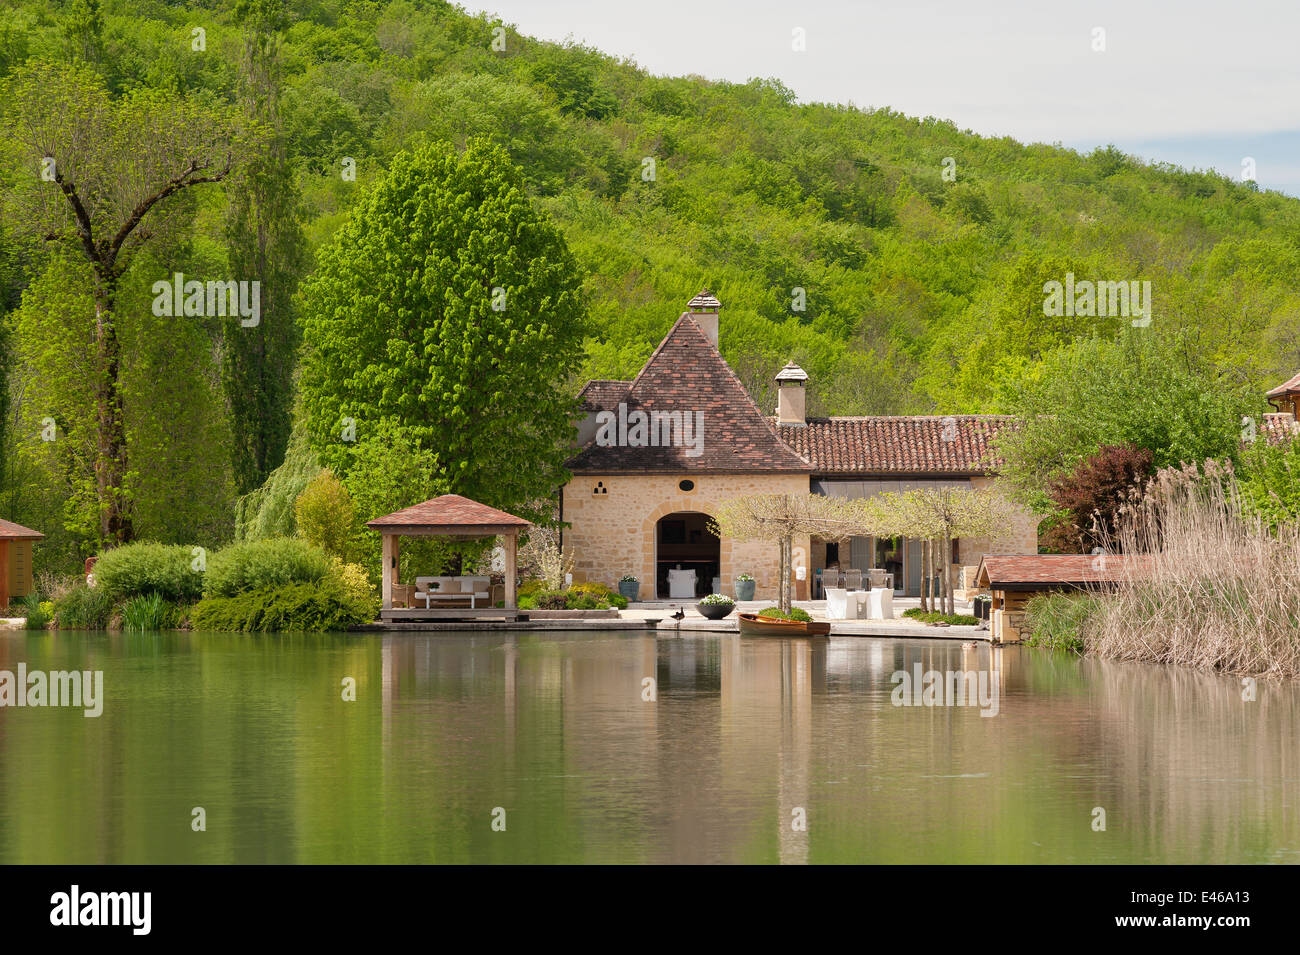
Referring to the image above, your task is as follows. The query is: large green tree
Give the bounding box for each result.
[298,139,587,524]
[3,59,250,543]
[995,330,1258,513]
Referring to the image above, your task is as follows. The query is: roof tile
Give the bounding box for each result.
[777,416,1012,474]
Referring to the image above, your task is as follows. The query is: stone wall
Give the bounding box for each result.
[562,472,811,600]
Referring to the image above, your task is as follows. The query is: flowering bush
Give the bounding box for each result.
[699,593,735,605]
[735,573,754,582]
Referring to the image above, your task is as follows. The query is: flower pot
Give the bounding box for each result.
[697,600,735,620]
[735,579,756,601]
[618,580,640,601]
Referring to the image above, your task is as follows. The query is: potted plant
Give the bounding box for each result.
[734,573,756,601]
[697,593,736,620]
[618,575,640,601]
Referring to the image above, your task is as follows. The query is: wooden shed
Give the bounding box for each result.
[0,518,44,611]
[975,553,1146,644]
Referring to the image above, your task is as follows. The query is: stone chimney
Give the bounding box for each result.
[686,288,721,348]
[775,362,808,425]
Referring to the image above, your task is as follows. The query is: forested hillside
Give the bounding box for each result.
[4,0,1299,569]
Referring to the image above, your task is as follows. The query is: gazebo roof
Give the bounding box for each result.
[0,518,43,541]
[366,494,530,534]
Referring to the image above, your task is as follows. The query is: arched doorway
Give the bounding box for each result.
[655,511,720,598]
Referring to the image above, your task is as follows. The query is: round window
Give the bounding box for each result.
[678,479,695,492]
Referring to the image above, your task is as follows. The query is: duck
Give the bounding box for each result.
[670,606,686,622]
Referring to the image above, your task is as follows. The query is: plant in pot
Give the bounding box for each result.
[734,573,756,601]
[697,592,736,620]
[618,575,640,601]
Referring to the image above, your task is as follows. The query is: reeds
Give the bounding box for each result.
[1085,462,1300,678]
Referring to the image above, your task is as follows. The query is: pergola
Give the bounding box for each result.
[366,494,531,620]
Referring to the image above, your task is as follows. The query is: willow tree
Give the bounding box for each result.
[4,60,250,543]
[711,493,864,612]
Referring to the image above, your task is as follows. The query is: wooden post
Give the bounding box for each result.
[381,533,395,611]
[504,531,517,609]
[0,541,9,611]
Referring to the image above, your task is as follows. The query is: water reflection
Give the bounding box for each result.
[1,631,1296,863]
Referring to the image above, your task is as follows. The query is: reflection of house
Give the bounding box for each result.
[563,291,1039,600]
[0,519,43,611]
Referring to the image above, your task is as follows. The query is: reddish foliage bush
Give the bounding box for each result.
[1048,443,1154,552]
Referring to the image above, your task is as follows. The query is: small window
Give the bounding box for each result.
[678,479,695,492]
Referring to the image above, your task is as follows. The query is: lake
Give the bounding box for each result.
[1,629,1296,864]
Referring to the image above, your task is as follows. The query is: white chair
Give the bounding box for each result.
[667,568,697,600]
[865,587,894,620]
[825,587,858,620]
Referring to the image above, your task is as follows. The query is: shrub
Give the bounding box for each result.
[120,592,180,632]
[294,470,357,560]
[569,582,626,607]
[191,578,374,632]
[204,538,332,598]
[517,585,623,611]
[93,542,204,602]
[759,608,806,623]
[756,607,812,622]
[328,558,379,621]
[1022,592,1099,653]
[21,592,51,630]
[54,585,113,630]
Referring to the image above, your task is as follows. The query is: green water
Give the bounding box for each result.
[0,630,1296,864]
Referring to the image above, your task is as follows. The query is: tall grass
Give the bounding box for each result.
[1085,463,1300,678]
[120,592,179,632]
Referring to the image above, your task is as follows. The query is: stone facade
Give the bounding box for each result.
[563,472,811,600]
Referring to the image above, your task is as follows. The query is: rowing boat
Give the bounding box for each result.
[737,612,831,637]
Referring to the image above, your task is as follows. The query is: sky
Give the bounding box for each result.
[473,0,1300,195]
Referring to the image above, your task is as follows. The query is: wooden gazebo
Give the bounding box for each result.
[366,494,530,622]
[0,518,44,611]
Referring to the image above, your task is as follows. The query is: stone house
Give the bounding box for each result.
[562,291,1040,600]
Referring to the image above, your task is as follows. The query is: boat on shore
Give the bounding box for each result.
[737,612,831,637]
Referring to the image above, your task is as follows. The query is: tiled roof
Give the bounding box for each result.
[568,315,811,473]
[776,416,1012,475]
[578,379,630,412]
[367,494,530,530]
[976,553,1150,589]
[686,288,721,310]
[774,361,808,382]
[0,518,43,540]
[1262,412,1300,443]
[1266,371,1300,398]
